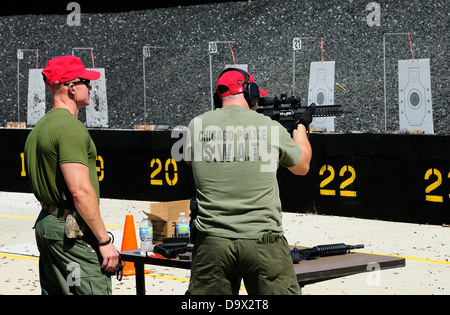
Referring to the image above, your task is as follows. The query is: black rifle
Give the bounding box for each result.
[290,243,364,264]
[257,94,346,130]
[154,240,363,264]
[153,241,193,259]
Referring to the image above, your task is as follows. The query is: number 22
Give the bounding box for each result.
[319,164,357,197]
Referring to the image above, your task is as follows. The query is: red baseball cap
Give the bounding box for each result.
[42,56,101,86]
[216,69,268,98]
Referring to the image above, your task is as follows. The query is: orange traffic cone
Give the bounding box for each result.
[120,214,152,277]
[121,215,139,276]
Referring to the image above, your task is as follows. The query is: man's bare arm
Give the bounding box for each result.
[288,125,312,176]
[60,162,118,272]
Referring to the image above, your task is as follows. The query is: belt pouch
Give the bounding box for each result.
[64,211,86,239]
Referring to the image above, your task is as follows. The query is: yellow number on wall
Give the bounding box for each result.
[20,152,26,177]
[150,158,163,186]
[319,164,357,198]
[96,155,104,182]
[339,165,357,197]
[165,158,178,186]
[319,165,336,196]
[150,158,179,186]
[424,168,443,203]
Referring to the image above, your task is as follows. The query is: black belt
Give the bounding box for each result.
[42,203,72,219]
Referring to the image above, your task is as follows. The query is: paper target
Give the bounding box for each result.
[27,69,46,125]
[86,68,108,127]
[398,59,433,134]
[308,61,335,131]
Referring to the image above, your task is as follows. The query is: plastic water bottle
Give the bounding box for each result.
[139,216,153,254]
[176,212,190,237]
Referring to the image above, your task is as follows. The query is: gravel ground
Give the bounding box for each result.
[0,191,449,295]
[0,0,448,133]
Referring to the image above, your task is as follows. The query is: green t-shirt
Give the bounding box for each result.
[24,108,99,209]
[187,105,302,239]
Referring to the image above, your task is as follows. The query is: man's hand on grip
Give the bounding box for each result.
[291,103,316,132]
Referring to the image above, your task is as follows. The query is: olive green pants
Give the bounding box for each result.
[34,209,112,295]
[186,232,301,295]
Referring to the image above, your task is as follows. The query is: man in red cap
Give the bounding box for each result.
[185,68,313,295]
[24,56,119,295]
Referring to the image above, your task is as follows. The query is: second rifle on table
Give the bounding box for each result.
[290,243,364,263]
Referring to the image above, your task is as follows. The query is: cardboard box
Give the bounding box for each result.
[143,199,190,244]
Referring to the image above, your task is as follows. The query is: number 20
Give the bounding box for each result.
[319,165,357,197]
[150,158,178,186]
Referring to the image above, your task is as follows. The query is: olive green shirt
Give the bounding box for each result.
[24,108,99,209]
[187,105,302,239]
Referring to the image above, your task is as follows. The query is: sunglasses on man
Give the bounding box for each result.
[63,78,91,88]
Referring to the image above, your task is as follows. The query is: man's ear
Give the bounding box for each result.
[67,84,76,98]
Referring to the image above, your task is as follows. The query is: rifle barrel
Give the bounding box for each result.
[290,243,365,263]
